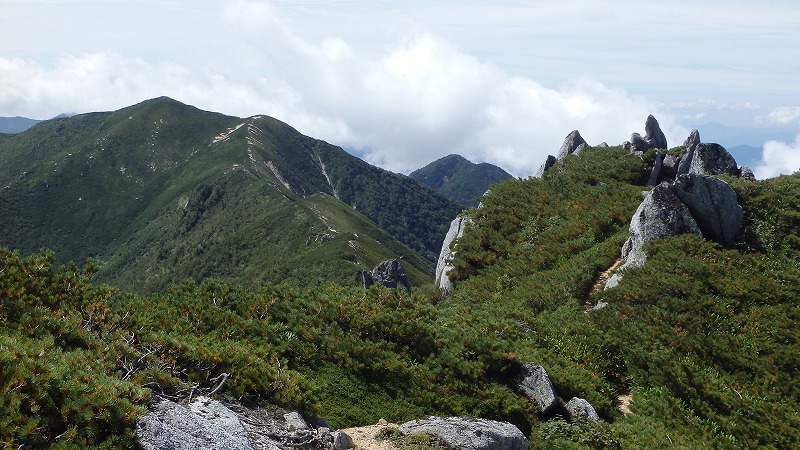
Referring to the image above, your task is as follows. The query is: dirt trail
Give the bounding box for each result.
[617,393,633,415]
[584,257,623,311]
[343,422,400,450]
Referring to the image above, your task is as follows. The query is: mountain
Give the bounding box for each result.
[0,116,41,134]
[409,154,513,206]
[3,134,800,448]
[0,97,461,292]
[728,144,762,168]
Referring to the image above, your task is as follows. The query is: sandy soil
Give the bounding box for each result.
[343,421,400,450]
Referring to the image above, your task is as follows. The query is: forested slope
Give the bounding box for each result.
[1,140,798,448]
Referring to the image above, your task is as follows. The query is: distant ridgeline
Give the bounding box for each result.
[0,97,462,293]
[410,153,513,207]
[0,116,41,134]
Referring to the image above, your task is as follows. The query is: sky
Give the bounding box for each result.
[1,0,798,178]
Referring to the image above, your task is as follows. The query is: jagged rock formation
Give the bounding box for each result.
[617,182,703,272]
[565,397,601,425]
[671,175,743,246]
[398,416,528,450]
[514,363,560,417]
[645,114,669,150]
[689,143,740,177]
[648,130,756,184]
[535,130,588,178]
[534,155,558,178]
[556,130,588,160]
[137,396,354,450]
[647,151,667,186]
[609,129,750,287]
[435,216,474,292]
[363,259,411,293]
[630,115,668,152]
[684,129,701,153]
[606,174,743,289]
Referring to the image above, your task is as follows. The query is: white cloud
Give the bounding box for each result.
[0,0,686,178]
[767,106,800,125]
[754,135,800,179]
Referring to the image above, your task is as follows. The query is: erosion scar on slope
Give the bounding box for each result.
[585,257,623,309]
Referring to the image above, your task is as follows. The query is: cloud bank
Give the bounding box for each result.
[754,135,800,180]
[0,0,739,177]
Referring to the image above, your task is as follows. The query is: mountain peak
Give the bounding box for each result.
[410,154,512,206]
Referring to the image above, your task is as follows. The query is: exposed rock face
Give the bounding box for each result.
[607,173,744,289]
[556,130,588,161]
[565,397,601,425]
[137,396,354,450]
[631,115,668,152]
[645,115,668,150]
[683,129,701,153]
[671,175,743,246]
[137,396,255,450]
[689,143,740,177]
[364,259,411,293]
[534,155,557,178]
[647,151,666,186]
[620,182,702,270]
[661,154,679,182]
[515,363,560,416]
[331,431,354,450]
[740,166,756,181]
[283,412,309,431]
[629,133,650,153]
[436,216,473,292]
[399,416,528,450]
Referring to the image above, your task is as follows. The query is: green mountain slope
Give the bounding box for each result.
[2,143,799,448]
[410,154,513,206]
[0,97,458,291]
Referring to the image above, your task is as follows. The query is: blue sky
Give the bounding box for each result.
[1,0,798,178]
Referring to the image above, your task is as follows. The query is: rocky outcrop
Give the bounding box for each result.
[283,411,309,432]
[740,166,756,181]
[661,154,679,182]
[536,130,590,178]
[683,129,701,153]
[647,151,666,186]
[514,363,560,416]
[556,130,588,161]
[689,143,740,177]
[677,130,700,177]
[436,216,473,292]
[363,259,411,293]
[619,182,702,271]
[138,396,254,450]
[565,398,601,425]
[137,396,354,450]
[399,416,528,450]
[645,115,668,150]
[534,155,557,178]
[671,175,743,246]
[631,115,668,152]
[606,174,743,289]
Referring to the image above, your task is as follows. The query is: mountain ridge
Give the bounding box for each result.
[410,153,513,206]
[0,96,461,292]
